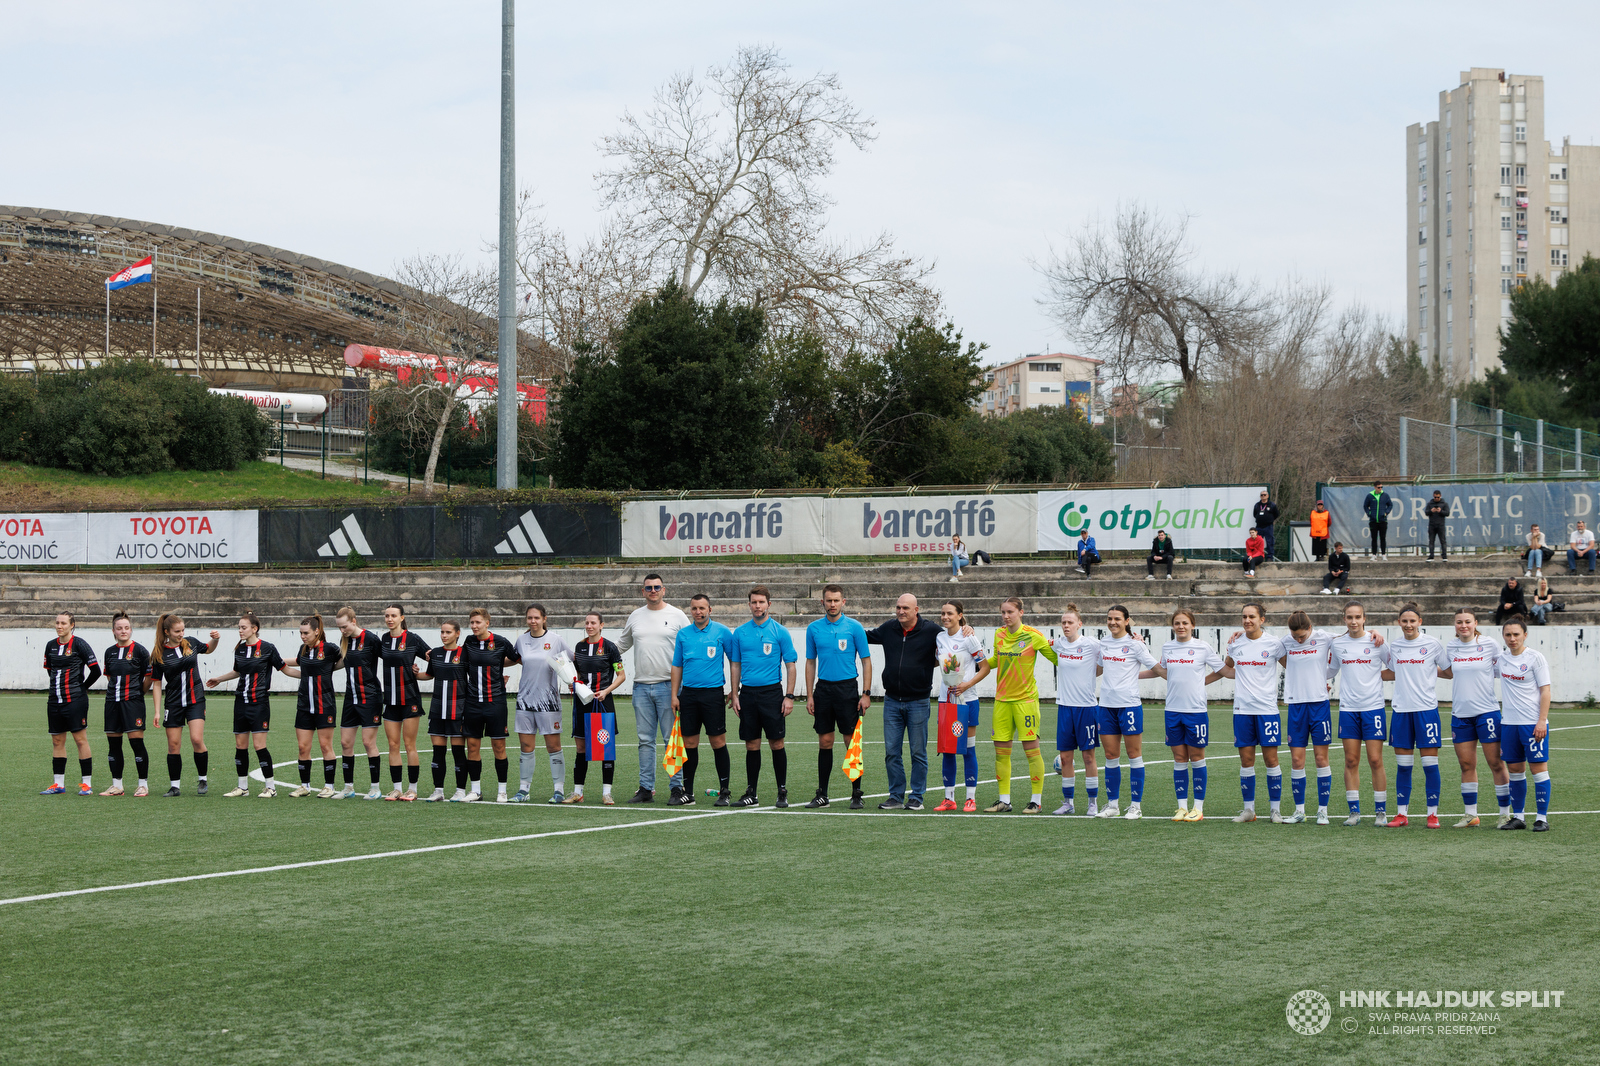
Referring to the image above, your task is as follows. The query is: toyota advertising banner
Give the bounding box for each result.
[1037,486,1266,552]
[1323,480,1600,550]
[88,511,259,565]
[0,513,90,564]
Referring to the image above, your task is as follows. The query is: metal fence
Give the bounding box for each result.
[1400,399,1599,477]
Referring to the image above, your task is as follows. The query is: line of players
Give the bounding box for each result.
[1041,600,1553,830]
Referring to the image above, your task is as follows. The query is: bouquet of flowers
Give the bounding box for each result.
[940,652,966,694]
[573,681,596,705]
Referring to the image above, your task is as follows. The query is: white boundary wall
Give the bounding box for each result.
[7,625,1599,706]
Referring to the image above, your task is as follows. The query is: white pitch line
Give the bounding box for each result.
[0,809,739,908]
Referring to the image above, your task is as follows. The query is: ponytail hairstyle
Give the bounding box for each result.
[1002,596,1025,614]
[1287,609,1312,633]
[111,609,129,624]
[384,603,406,632]
[942,600,966,625]
[1397,603,1422,621]
[336,606,358,656]
[1061,602,1082,624]
[157,612,191,655]
[237,611,261,648]
[1169,607,1197,628]
[302,613,326,646]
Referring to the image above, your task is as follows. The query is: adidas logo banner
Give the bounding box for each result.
[258,504,620,563]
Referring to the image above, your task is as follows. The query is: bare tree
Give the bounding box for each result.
[1037,204,1273,390]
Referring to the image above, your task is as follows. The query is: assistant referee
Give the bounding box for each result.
[803,584,872,809]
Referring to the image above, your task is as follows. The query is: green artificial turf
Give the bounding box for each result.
[0,694,1595,1065]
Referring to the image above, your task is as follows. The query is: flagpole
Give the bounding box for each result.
[151,250,158,363]
[104,285,109,357]
[195,286,201,372]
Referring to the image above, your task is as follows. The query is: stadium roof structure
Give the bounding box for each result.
[0,206,545,388]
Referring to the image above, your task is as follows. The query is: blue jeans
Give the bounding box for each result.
[632,681,680,791]
[951,557,969,577]
[1569,547,1597,573]
[883,696,930,801]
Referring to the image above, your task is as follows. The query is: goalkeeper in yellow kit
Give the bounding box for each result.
[984,596,1059,813]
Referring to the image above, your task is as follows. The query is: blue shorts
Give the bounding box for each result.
[1501,723,1549,765]
[1056,705,1099,752]
[1390,709,1443,750]
[1233,713,1281,749]
[1164,711,1209,749]
[1287,700,1333,748]
[1451,710,1502,746]
[1339,707,1386,741]
[1097,705,1143,737]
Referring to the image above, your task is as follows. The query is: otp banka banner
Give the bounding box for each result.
[1038,487,1265,551]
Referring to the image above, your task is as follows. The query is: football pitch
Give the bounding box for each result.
[1,694,1596,1066]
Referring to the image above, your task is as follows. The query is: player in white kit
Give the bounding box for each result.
[1051,603,1102,816]
[1438,609,1511,827]
[1329,602,1390,825]
[935,601,990,811]
[1281,610,1336,825]
[1094,606,1157,819]
[1495,617,1553,831]
[1221,603,1287,823]
[1150,607,1223,822]
[1380,605,1447,828]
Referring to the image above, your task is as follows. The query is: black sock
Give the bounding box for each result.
[167,752,182,783]
[256,748,273,781]
[574,754,589,786]
[194,751,208,779]
[235,749,249,778]
[451,744,468,789]
[53,755,67,776]
[390,763,403,785]
[684,748,699,793]
[367,755,382,784]
[746,750,761,791]
[431,747,446,789]
[713,746,731,790]
[408,763,419,785]
[79,757,92,780]
[107,736,125,779]
[494,757,508,784]
[468,758,483,784]
[773,747,787,788]
[323,758,338,784]
[342,754,355,784]
[299,759,312,785]
[129,738,148,780]
[602,760,615,786]
[819,748,834,791]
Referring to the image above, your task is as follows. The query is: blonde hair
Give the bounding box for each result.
[336,606,359,655]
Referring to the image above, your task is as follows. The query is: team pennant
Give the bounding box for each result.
[842,717,864,781]
[663,715,687,776]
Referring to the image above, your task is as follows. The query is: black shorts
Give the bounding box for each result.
[737,683,786,743]
[233,700,271,735]
[104,699,149,734]
[341,702,381,729]
[428,711,461,738]
[295,707,336,731]
[678,687,727,738]
[162,701,206,729]
[47,698,89,735]
[461,700,508,740]
[382,701,424,722]
[810,679,862,737]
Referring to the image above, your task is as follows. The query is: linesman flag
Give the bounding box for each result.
[842,717,864,781]
[105,256,154,290]
[663,715,687,776]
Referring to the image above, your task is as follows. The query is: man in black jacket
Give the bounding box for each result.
[865,594,945,811]
[1425,490,1449,560]
[1363,481,1393,558]
[1146,530,1176,579]
[1320,542,1352,594]
[1493,577,1528,624]
[1253,491,1281,561]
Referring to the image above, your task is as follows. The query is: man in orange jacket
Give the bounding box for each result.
[1309,501,1331,561]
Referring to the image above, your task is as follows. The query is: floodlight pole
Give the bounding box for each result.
[495,0,517,489]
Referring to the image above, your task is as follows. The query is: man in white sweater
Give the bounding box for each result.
[617,572,691,802]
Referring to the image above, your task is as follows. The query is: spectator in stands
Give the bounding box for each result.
[1363,481,1392,558]
[1243,529,1266,577]
[1568,520,1597,575]
[1146,530,1175,580]
[1075,528,1100,576]
[1425,490,1449,560]
[1529,578,1554,625]
[1493,576,1528,625]
[1523,524,1554,577]
[1253,491,1281,561]
[1320,542,1351,594]
[949,535,970,582]
[1309,500,1331,561]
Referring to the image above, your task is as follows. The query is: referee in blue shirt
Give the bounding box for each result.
[668,595,735,806]
[803,583,872,809]
[729,585,799,807]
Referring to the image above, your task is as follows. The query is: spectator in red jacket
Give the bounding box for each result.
[1243,531,1267,577]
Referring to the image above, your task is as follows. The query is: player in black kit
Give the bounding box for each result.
[41,611,101,795]
[378,604,430,801]
[280,614,342,797]
[206,611,291,798]
[148,613,221,797]
[100,610,152,796]
[417,620,470,801]
[459,608,520,802]
[333,606,385,800]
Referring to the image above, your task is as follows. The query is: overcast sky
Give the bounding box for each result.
[8,2,1600,367]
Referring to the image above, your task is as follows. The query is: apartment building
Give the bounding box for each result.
[1407,67,1600,383]
[975,352,1102,419]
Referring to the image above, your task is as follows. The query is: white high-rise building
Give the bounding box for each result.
[1406,68,1600,383]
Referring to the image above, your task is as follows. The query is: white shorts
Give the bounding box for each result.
[515,707,561,736]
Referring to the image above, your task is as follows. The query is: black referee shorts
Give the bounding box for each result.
[810,678,861,737]
[678,686,727,738]
[737,683,786,743]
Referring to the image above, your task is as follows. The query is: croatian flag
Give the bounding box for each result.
[105,256,154,290]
